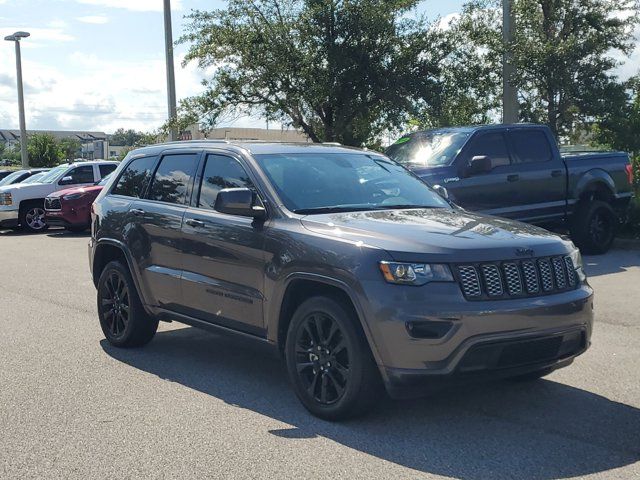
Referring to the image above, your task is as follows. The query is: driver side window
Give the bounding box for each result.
[462,132,511,171]
[61,165,95,185]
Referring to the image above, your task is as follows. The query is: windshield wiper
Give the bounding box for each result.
[293,205,377,215]
[372,204,442,210]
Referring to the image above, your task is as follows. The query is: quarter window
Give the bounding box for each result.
[147,154,199,205]
[510,130,553,163]
[198,154,254,210]
[111,156,157,198]
[99,164,117,178]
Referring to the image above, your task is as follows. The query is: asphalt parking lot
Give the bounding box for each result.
[0,229,639,480]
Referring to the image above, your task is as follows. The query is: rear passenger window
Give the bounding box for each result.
[510,130,553,163]
[99,164,117,178]
[147,154,199,205]
[111,156,157,198]
[198,154,254,210]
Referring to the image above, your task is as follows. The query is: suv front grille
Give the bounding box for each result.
[45,197,61,211]
[456,256,578,301]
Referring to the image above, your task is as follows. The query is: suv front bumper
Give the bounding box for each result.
[0,208,19,228]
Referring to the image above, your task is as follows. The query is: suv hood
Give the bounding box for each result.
[300,207,572,263]
[49,185,103,198]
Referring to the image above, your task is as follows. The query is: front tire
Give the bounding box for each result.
[570,200,616,255]
[285,296,381,421]
[19,202,49,233]
[97,260,158,348]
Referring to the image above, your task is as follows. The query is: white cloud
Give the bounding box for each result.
[76,15,110,24]
[1,27,75,45]
[74,0,182,12]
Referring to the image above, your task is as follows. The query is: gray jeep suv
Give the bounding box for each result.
[89,141,594,420]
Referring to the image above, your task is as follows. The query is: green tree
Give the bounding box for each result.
[109,128,143,146]
[58,138,82,161]
[174,0,450,146]
[27,134,62,168]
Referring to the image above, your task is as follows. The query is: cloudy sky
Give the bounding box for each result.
[0,0,635,135]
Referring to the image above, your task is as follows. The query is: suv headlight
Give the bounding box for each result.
[379,261,454,286]
[0,193,12,206]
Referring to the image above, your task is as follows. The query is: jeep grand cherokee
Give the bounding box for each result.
[89,141,593,420]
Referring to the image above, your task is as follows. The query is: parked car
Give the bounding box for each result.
[0,168,50,188]
[385,124,634,254]
[90,141,593,420]
[0,161,118,232]
[45,173,112,232]
[0,170,13,181]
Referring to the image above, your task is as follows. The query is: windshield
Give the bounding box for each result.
[254,152,450,214]
[20,172,48,184]
[37,165,69,184]
[385,131,471,168]
[0,171,24,186]
[97,173,113,186]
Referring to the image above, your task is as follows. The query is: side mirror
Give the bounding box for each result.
[466,155,493,176]
[215,188,266,219]
[59,176,74,185]
[432,184,449,200]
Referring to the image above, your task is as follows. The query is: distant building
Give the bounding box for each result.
[0,129,109,160]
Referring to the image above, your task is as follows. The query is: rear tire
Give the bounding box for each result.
[97,260,158,348]
[285,296,381,421]
[570,200,616,255]
[19,201,49,233]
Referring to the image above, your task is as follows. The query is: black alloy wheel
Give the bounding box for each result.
[294,312,351,405]
[100,270,130,340]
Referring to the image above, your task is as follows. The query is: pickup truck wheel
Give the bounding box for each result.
[570,200,616,255]
[285,296,380,421]
[97,260,158,348]
[19,203,49,233]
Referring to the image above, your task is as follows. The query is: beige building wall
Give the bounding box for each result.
[179,126,311,143]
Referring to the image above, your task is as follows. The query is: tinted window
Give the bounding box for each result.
[510,130,553,163]
[148,154,199,205]
[198,155,254,210]
[65,165,95,184]
[462,132,510,168]
[111,156,157,198]
[99,164,117,178]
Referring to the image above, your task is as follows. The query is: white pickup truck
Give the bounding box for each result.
[0,161,118,232]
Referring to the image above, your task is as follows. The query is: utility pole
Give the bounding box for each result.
[4,31,30,168]
[163,0,178,141]
[502,0,518,124]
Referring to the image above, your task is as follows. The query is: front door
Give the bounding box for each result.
[180,153,266,335]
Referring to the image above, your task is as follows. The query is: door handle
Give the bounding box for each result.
[130,208,145,216]
[507,174,519,182]
[185,218,205,228]
[551,169,563,177]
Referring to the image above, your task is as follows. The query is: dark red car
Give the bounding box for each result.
[44,174,112,232]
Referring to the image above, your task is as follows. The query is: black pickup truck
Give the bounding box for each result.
[386,124,634,254]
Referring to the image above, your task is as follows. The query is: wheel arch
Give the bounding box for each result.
[272,274,383,367]
[574,170,615,206]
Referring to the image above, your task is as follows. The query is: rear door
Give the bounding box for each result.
[179,152,267,335]
[505,128,567,222]
[449,130,516,212]
[127,151,201,310]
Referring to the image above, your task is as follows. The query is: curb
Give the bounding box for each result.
[614,237,640,251]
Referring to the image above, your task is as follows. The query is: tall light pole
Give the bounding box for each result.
[163,0,178,141]
[502,0,518,124]
[4,31,30,168]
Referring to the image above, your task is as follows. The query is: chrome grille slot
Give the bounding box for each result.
[522,260,540,294]
[503,263,523,295]
[481,264,503,297]
[552,257,567,289]
[458,266,481,298]
[564,257,577,287]
[538,259,554,292]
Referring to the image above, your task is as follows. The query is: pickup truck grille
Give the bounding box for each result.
[456,256,578,300]
[45,197,61,211]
